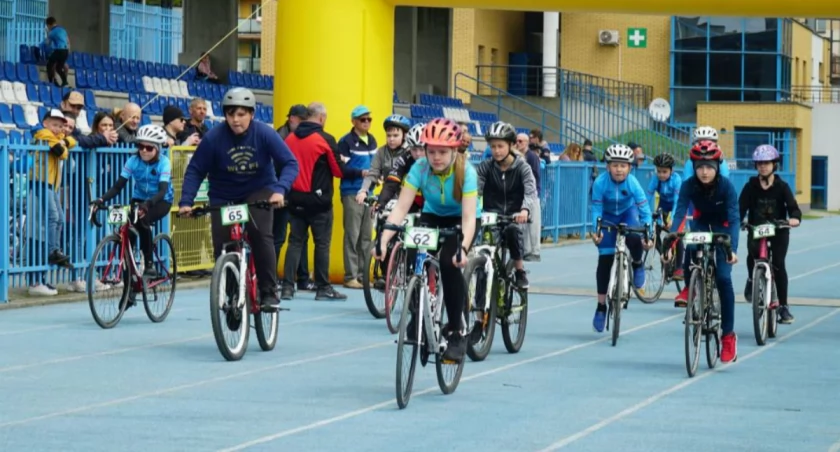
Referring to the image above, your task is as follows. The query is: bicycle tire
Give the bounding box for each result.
[685,268,703,378]
[751,266,768,346]
[87,235,129,329]
[143,234,177,323]
[635,245,664,303]
[501,260,528,354]
[385,242,406,334]
[210,253,250,361]
[610,254,624,347]
[705,275,720,369]
[464,254,495,362]
[396,276,420,409]
[363,250,386,319]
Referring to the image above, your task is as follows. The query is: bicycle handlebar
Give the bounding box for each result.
[177,200,274,218]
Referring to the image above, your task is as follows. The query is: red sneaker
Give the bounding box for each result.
[721,332,738,363]
[672,268,684,281]
[674,287,689,307]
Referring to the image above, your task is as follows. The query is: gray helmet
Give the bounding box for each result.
[222,87,256,109]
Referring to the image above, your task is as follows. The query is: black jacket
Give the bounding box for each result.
[739,175,802,227]
[476,154,537,216]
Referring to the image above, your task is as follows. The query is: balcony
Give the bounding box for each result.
[238,57,261,74]
[238,18,261,35]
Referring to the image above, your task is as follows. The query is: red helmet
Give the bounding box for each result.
[689,140,722,161]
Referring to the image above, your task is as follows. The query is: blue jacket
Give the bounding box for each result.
[179,121,299,207]
[336,129,377,196]
[591,172,652,231]
[670,176,740,252]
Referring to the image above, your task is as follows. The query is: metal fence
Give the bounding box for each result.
[110,2,183,64]
[0,0,47,63]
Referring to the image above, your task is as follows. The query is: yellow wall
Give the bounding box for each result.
[696,102,813,205]
[449,9,524,101]
[560,13,670,99]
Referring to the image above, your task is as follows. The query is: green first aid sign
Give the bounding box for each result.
[627,28,647,48]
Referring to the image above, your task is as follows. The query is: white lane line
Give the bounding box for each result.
[215,313,683,452]
[0,311,359,374]
[536,307,840,451]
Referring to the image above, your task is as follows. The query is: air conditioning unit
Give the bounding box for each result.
[598,30,620,46]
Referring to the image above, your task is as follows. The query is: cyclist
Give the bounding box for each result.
[356,114,412,205]
[591,144,653,333]
[739,144,801,324]
[476,121,536,290]
[91,124,173,279]
[647,152,684,280]
[668,140,740,363]
[374,117,477,362]
[178,87,300,312]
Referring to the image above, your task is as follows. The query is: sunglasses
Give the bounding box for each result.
[137,144,157,152]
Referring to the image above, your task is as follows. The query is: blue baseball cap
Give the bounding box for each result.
[351,105,371,119]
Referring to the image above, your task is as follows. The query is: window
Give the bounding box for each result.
[673,53,706,86]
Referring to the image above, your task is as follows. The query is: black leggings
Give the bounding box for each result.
[419,213,467,331]
[747,231,790,305]
[130,198,171,267]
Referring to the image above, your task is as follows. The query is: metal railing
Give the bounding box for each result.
[0,0,47,63]
[788,85,840,103]
[110,2,183,65]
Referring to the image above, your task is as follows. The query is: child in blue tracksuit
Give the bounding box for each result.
[647,153,684,281]
[591,144,652,333]
[669,140,740,364]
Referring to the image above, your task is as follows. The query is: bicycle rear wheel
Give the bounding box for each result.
[143,234,176,323]
[751,266,768,346]
[363,250,386,319]
[685,268,703,378]
[464,254,495,362]
[210,253,250,361]
[88,235,130,329]
[501,260,528,354]
[396,276,420,409]
[385,242,406,334]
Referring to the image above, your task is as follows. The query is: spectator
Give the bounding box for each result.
[43,17,69,87]
[336,105,376,289]
[530,129,551,164]
[28,109,76,296]
[559,143,583,161]
[60,91,117,148]
[196,52,219,83]
[177,98,210,142]
[517,132,542,262]
[162,105,199,146]
[276,104,315,291]
[283,102,363,301]
[115,103,142,144]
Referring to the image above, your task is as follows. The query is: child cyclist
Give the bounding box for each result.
[667,140,740,363]
[356,114,412,205]
[91,124,173,279]
[739,144,801,324]
[477,121,537,290]
[374,117,477,362]
[647,153,684,281]
[591,144,653,333]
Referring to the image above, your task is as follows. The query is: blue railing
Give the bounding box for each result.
[1,141,169,302]
[0,0,46,63]
[110,2,183,65]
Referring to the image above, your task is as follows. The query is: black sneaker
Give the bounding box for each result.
[260,292,280,312]
[315,286,348,301]
[514,269,529,290]
[280,285,295,300]
[778,305,795,324]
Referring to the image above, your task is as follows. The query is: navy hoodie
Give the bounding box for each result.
[179,120,299,207]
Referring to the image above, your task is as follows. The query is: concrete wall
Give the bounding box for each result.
[393,7,451,103]
[810,104,840,210]
[48,0,110,56]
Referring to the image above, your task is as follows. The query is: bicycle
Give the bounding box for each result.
[382,208,419,334]
[87,202,176,329]
[463,212,530,361]
[665,230,732,378]
[384,222,466,409]
[635,208,683,303]
[594,218,651,347]
[742,220,789,346]
[362,196,388,320]
[181,201,280,361]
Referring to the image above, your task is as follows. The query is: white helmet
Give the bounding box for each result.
[693,126,718,143]
[406,123,425,148]
[135,124,168,146]
[604,144,635,164]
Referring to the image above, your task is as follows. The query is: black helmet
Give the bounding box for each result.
[653,153,676,168]
[484,121,516,143]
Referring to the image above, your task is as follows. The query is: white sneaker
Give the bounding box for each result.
[29,284,58,296]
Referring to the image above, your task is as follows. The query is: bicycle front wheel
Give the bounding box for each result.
[143,234,176,323]
[685,268,703,378]
[88,235,130,329]
[396,276,420,409]
[210,253,250,361]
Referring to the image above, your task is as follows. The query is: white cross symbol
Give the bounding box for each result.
[629,29,645,46]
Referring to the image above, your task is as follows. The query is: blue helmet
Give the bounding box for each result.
[383,114,411,132]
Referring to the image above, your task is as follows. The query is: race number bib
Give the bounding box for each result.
[404,227,439,250]
[107,206,129,225]
[684,232,713,245]
[753,224,776,239]
[481,212,498,225]
[221,204,249,226]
